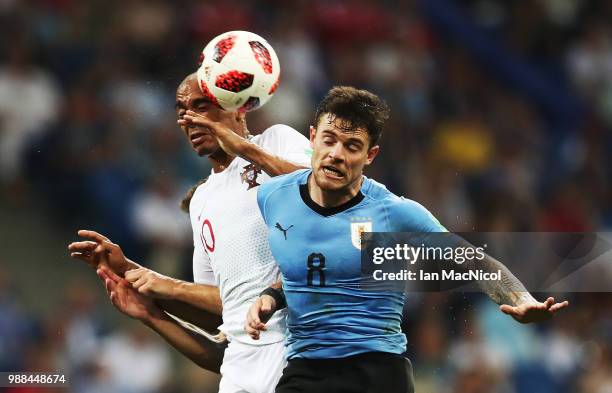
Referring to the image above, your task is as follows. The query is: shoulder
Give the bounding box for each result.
[361,176,393,201]
[259,168,309,196]
[384,194,431,217]
[388,196,446,232]
[192,178,210,197]
[253,124,308,147]
[257,169,309,217]
[262,124,307,141]
[188,180,210,216]
[362,177,446,232]
[252,124,310,156]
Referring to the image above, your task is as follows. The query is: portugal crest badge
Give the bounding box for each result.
[240,163,262,189]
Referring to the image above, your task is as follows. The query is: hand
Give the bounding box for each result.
[97,265,164,323]
[500,297,569,324]
[125,267,179,299]
[179,110,249,157]
[244,295,277,340]
[68,230,131,275]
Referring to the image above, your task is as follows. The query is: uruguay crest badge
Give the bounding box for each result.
[350,218,372,250]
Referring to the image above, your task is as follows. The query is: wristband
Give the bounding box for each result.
[260,287,287,310]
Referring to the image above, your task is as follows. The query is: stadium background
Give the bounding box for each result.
[1,0,611,392]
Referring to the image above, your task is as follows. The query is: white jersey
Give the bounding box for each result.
[189,124,311,345]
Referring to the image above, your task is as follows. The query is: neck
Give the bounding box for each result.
[307,174,363,208]
[208,149,235,173]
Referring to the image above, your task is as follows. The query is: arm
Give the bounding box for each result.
[433,232,569,323]
[97,265,225,372]
[180,110,307,176]
[237,137,306,176]
[145,313,225,372]
[461,251,568,323]
[159,281,222,315]
[69,230,223,330]
[124,267,223,321]
[244,281,284,340]
[156,296,222,333]
[456,247,535,307]
[397,200,568,323]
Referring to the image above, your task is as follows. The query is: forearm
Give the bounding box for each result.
[169,281,222,315]
[239,141,306,176]
[464,253,536,306]
[155,299,222,331]
[119,258,142,276]
[154,281,222,331]
[144,313,225,373]
[154,284,222,333]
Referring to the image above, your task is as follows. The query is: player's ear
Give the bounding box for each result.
[365,145,380,165]
[309,125,316,147]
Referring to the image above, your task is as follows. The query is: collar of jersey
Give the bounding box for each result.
[299,181,365,217]
[209,155,241,177]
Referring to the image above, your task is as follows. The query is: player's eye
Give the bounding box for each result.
[192,101,211,112]
[346,144,360,152]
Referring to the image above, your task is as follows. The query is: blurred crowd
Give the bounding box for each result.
[0,0,611,392]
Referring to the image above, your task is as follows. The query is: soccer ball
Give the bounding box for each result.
[196,31,280,112]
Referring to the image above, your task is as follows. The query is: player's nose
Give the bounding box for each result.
[328,143,344,161]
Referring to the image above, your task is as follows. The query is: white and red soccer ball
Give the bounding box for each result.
[197,31,280,112]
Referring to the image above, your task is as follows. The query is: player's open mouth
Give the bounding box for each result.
[322,165,344,179]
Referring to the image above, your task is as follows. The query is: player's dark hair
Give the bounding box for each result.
[314,86,390,146]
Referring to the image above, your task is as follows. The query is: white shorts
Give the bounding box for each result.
[218,340,287,393]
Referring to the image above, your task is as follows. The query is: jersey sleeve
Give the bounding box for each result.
[258,124,312,167]
[192,240,215,285]
[189,197,216,285]
[390,197,447,233]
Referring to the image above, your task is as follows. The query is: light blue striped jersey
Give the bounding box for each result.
[257,169,445,359]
